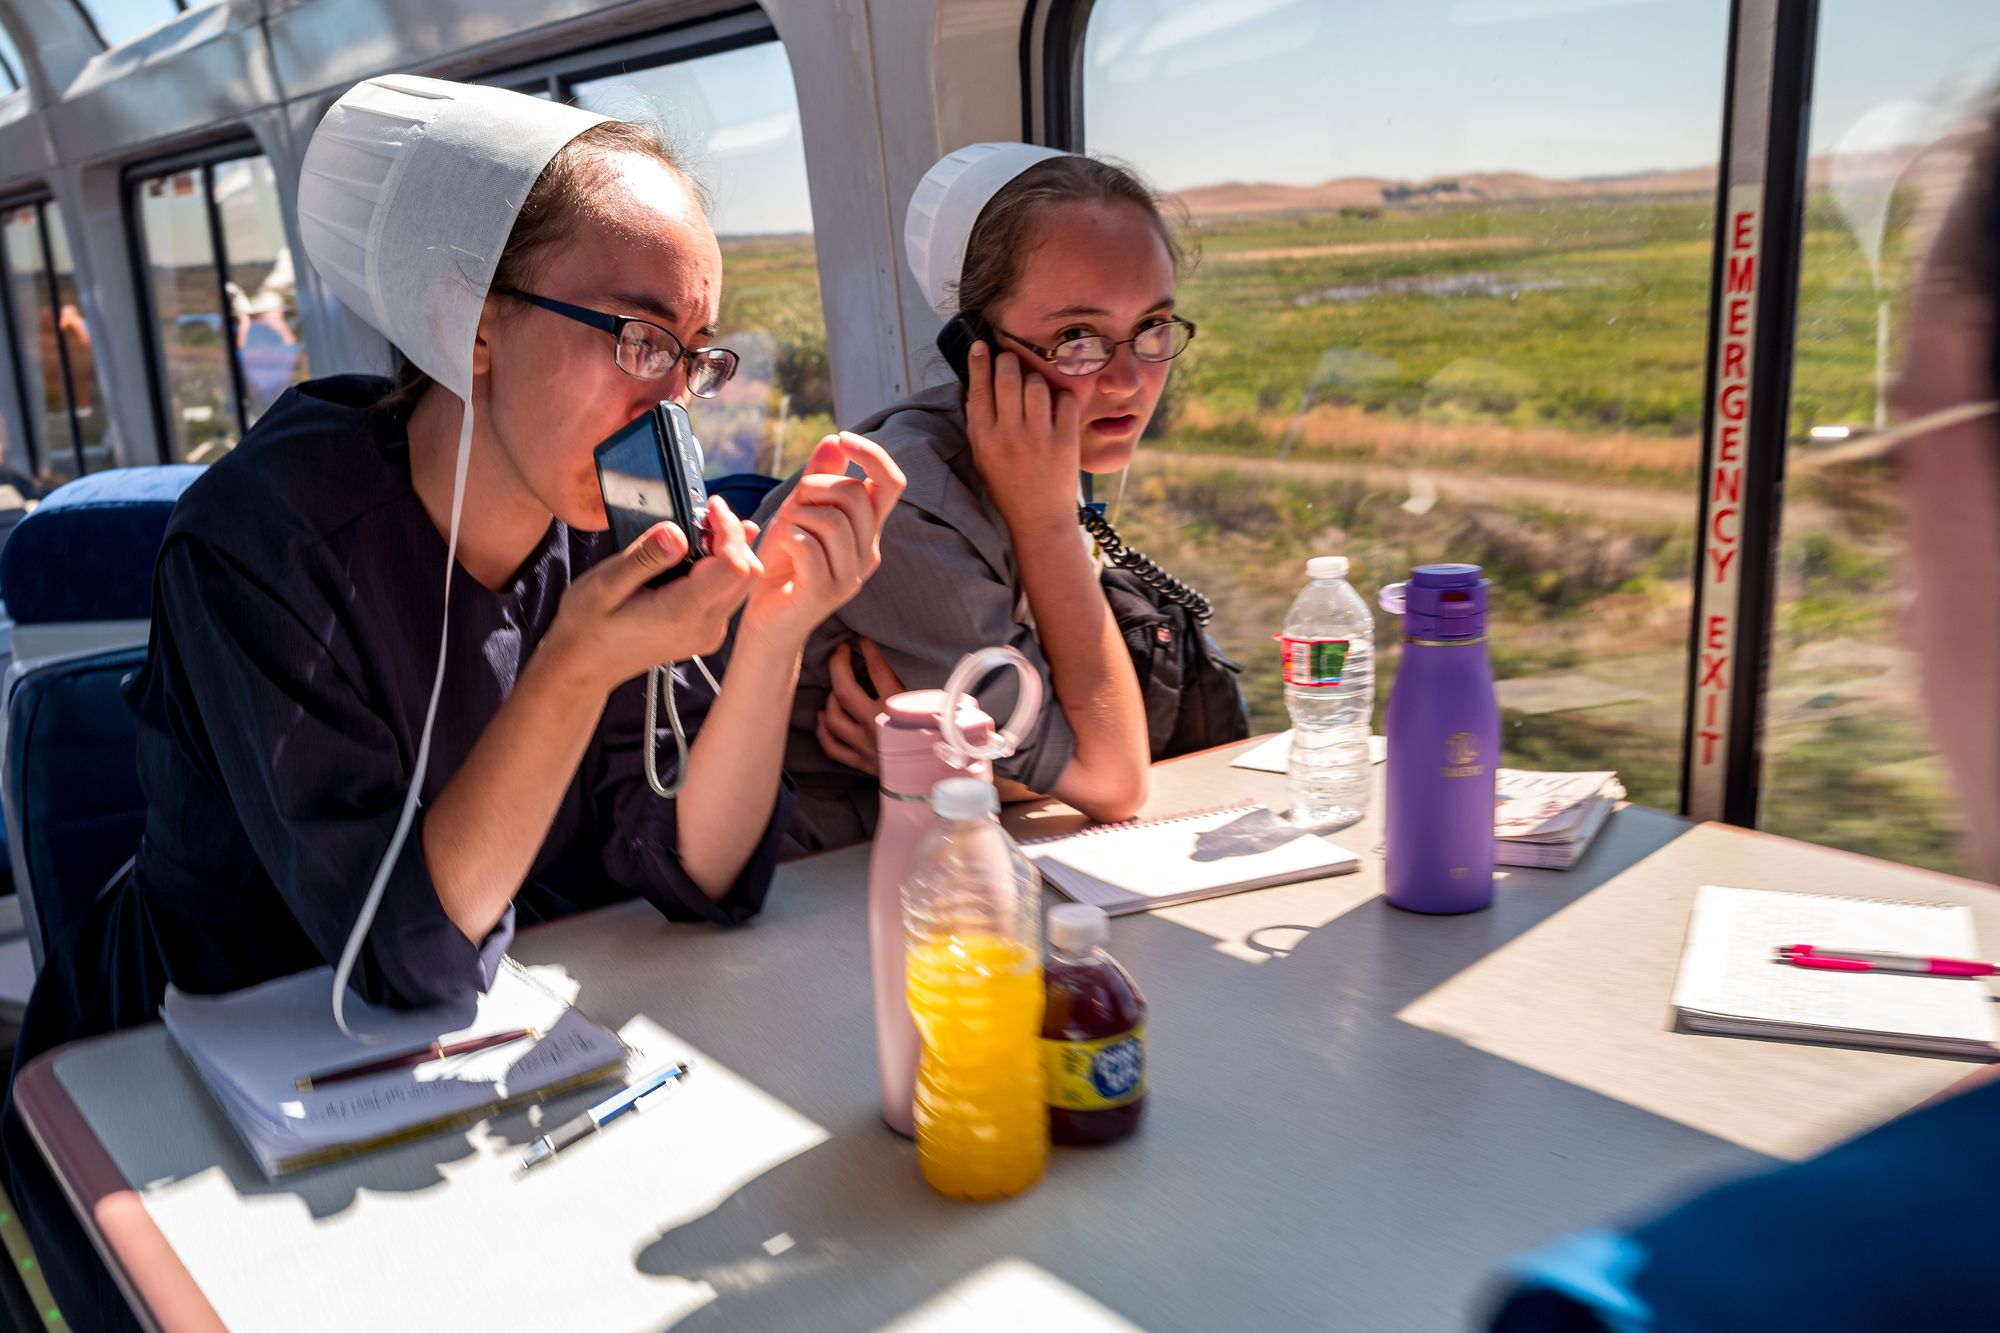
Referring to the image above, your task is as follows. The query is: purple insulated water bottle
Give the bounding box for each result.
[1380,565,1499,913]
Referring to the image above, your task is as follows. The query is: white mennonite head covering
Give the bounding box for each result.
[905,141,1068,318]
[296,76,610,1037]
[298,74,609,397]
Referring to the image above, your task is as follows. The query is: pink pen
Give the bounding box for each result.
[1777,945,2000,978]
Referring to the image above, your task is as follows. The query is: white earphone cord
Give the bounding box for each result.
[642,655,720,799]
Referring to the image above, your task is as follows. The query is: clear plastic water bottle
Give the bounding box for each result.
[1280,555,1375,830]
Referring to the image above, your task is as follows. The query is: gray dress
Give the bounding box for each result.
[751,385,1080,852]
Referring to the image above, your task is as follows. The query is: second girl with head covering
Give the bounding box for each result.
[755,143,1210,852]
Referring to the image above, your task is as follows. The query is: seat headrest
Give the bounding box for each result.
[0,466,204,624]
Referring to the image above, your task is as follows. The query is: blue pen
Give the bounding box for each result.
[520,1060,692,1169]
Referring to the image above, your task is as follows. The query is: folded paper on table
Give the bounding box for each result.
[1023,803,1361,915]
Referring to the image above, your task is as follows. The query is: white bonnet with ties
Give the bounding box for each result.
[296,75,610,1038]
[297,74,609,398]
[905,141,1068,318]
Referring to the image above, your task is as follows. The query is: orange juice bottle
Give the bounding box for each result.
[902,778,1047,1199]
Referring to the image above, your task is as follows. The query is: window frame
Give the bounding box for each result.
[125,134,266,466]
[0,191,94,479]
[485,6,777,105]
[71,0,190,54]
[1042,0,1836,828]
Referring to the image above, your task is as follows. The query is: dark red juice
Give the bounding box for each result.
[1042,921,1147,1146]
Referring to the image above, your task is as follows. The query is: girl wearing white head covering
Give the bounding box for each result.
[4,77,904,1327]
[751,143,1198,852]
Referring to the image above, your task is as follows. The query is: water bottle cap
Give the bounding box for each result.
[1047,903,1109,952]
[1306,555,1347,581]
[931,776,997,821]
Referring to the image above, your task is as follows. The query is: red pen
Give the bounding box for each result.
[1776,945,2000,978]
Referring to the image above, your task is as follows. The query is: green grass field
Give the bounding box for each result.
[716,184,1969,876]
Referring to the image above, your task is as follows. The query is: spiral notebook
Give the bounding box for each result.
[1671,885,2000,1059]
[164,960,630,1178]
[1022,802,1361,915]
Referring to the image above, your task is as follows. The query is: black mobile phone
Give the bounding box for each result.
[593,401,709,585]
[936,312,989,387]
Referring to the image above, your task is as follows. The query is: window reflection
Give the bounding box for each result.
[1081,0,1729,810]
[78,0,183,50]
[44,203,109,473]
[213,156,308,424]
[138,168,230,462]
[1762,4,2000,875]
[570,40,825,480]
[135,153,309,463]
[1,200,107,487]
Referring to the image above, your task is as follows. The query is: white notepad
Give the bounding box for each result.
[164,960,629,1178]
[1671,885,2000,1059]
[1022,803,1361,915]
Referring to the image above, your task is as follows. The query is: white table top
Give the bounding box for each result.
[24,741,2000,1332]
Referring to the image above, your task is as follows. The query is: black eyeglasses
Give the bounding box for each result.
[498,288,739,398]
[996,317,1197,377]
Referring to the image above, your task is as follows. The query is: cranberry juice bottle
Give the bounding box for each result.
[1041,904,1147,1146]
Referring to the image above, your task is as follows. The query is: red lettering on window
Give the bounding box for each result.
[1722,341,1747,380]
[1732,211,1755,250]
[1725,295,1751,335]
[1720,384,1746,420]
[1709,546,1738,581]
[1711,508,1738,544]
[1726,254,1757,295]
[1699,730,1722,765]
[1704,692,1721,727]
[1712,467,1741,504]
[1719,423,1742,462]
[1706,614,1728,650]
[1700,653,1728,688]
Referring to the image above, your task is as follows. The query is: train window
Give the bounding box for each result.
[1,198,108,485]
[1759,6,2000,873]
[569,37,825,478]
[134,150,309,463]
[77,0,185,51]
[1078,0,1729,810]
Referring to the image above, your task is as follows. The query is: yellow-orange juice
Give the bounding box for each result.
[906,931,1048,1200]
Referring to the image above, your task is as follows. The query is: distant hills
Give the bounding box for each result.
[1170,144,1976,220]
[1171,167,1719,219]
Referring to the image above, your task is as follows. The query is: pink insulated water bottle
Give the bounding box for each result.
[869,693,993,1137]
[867,647,1043,1137]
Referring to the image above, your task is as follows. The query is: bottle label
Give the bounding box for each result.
[1043,1027,1146,1110]
[1279,636,1350,687]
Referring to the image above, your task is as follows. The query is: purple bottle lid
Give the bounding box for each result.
[1378,563,1489,640]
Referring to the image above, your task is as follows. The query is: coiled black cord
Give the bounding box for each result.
[1079,504,1215,625]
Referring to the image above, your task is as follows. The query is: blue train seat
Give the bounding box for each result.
[0,466,201,970]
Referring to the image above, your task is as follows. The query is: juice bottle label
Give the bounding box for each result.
[1279,637,1349,687]
[1042,1026,1146,1110]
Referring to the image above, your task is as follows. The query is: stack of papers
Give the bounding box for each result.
[1494,769,1624,870]
[164,961,628,1179]
[1023,802,1361,915]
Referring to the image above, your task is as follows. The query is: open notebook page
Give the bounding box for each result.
[1672,885,1999,1055]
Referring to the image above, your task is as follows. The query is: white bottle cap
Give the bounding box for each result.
[931,776,998,821]
[1047,903,1110,953]
[1307,555,1348,581]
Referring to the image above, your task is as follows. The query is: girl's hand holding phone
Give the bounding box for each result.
[740,432,907,652]
[963,341,1082,539]
[547,497,762,692]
